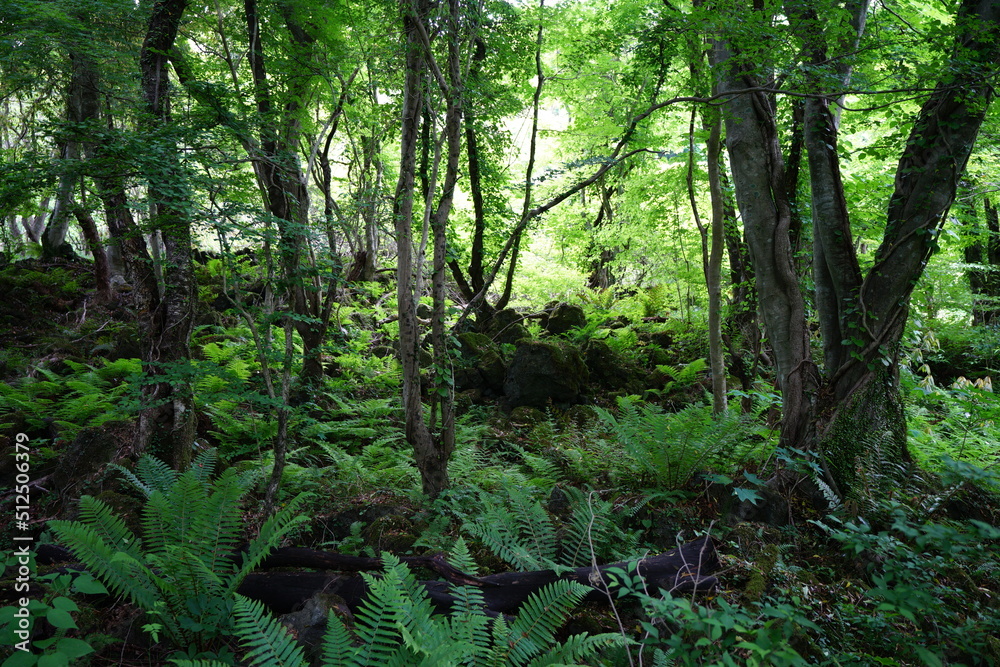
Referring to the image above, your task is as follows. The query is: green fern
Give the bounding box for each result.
[48,451,309,651]
[234,595,309,666]
[465,487,556,570]
[172,557,618,667]
[447,536,480,575]
[464,486,637,571]
[595,397,759,489]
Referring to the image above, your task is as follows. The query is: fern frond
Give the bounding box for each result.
[152,545,226,607]
[189,447,219,483]
[231,594,308,667]
[447,536,480,576]
[353,556,409,666]
[235,493,310,587]
[560,487,616,568]
[651,648,676,667]
[192,468,247,573]
[320,610,357,667]
[141,491,175,559]
[164,472,210,546]
[525,632,625,666]
[387,555,440,654]
[73,495,143,558]
[48,519,158,611]
[505,580,590,666]
[134,454,179,496]
[447,585,491,662]
[466,513,537,571]
[509,487,557,566]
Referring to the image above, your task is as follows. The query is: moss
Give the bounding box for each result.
[821,369,909,501]
[744,543,779,602]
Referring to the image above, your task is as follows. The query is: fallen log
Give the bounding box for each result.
[36,536,720,617]
[238,536,719,615]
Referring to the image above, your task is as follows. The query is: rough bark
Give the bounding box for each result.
[245,0,331,385]
[965,195,1000,326]
[717,0,1000,499]
[712,35,816,450]
[817,0,1000,497]
[137,0,196,470]
[72,206,111,303]
[394,0,440,497]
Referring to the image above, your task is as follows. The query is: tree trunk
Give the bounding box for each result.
[712,35,816,450]
[965,195,1000,326]
[818,0,1000,496]
[394,0,441,498]
[245,0,330,386]
[716,0,1000,500]
[72,205,111,303]
[137,0,196,470]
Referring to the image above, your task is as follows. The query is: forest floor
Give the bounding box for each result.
[1,258,999,666]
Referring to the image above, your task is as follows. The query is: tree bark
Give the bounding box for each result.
[712,34,816,450]
[394,0,440,497]
[137,0,196,470]
[716,0,1000,499]
[965,194,1000,326]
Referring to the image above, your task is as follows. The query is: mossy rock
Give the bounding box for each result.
[584,339,644,392]
[509,405,547,426]
[455,332,506,395]
[51,420,135,495]
[361,512,418,553]
[504,339,588,409]
[545,302,586,336]
[488,308,532,345]
[278,593,354,663]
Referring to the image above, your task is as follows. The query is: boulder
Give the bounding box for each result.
[583,339,645,394]
[488,308,531,345]
[504,340,588,409]
[454,332,506,396]
[545,302,586,336]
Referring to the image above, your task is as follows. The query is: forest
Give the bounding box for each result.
[1,0,1000,664]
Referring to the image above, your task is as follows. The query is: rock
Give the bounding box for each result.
[455,332,506,395]
[504,340,588,409]
[584,340,623,386]
[545,302,587,336]
[509,405,547,425]
[278,593,353,665]
[488,308,531,345]
[51,420,135,495]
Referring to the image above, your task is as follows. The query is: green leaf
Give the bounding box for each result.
[914,647,943,667]
[44,607,77,630]
[732,487,762,505]
[49,597,78,613]
[2,651,38,667]
[72,575,108,595]
[54,638,94,659]
[36,654,68,667]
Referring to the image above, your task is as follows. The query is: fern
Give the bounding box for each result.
[232,595,309,667]
[447,536,480,575]
[496,579,591,665]
[185,557,610,667]
[595,397,758,489]
[320,611,356,667]
[464,486,636,571]
[48,451,307,651]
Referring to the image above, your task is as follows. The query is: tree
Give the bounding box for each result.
[135,0,197,470]
[712,0,1000,498]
